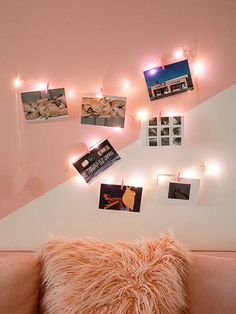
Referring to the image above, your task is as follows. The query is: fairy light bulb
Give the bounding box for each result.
[137,110,149,121]
[149,68,158,75]
[174,48,184,60]
[74,175,85,184]
[104,176,114,184]
[205,162,222,177]
[35,82,47,91]
[69,156,79,165]
[13,77,22,88]
[128,175,145,187]
[68,90,75,97]
[122,80,130,89]
[193,61,204,76]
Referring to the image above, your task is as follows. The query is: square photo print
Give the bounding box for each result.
[99,184,142,212]
[143,59,194,101]
[156,175,200,205]
[81,95,126,128]
[21,88,68,122]
[168,182,191,200]
[73,139,121,184]
[144,116,184,147]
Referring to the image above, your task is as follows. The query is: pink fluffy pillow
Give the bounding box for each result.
[39,234,189,313]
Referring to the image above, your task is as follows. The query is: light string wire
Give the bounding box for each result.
[14,87,23,177]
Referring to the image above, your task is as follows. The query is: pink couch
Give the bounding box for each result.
[0,251,236,314]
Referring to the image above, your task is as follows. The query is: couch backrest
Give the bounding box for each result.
[0,251,236,314]
[0,251,40,314]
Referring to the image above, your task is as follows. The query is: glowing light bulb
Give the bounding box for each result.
[128,176,145,187]
[104,176,113,184]
[193,61,204,76]
[13,77,22,88]
[35,82,47,91]
[158,175,170,184]
[96,92,103,99]
[149,68,158,75]
[74,175,85,184]
[182,168,199,179]
[89,138,101,148]
[174,48,184,60]
[144,63,158,71]
[205,162,222,176]
[68,90,75,97]
[137,110,149,121]
[122,80,130,89]
[69,156,79,165]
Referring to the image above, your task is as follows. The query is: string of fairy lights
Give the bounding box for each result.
[11,46,220,186]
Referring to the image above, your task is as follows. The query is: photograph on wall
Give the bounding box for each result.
[73,139,121,184]
[142,116,184,147]
[143,59,194,101]
[168,182,191,200]
[21,88,68,121]
[99,184,143,212]
[81,95,126,128]
[156,174,200,205]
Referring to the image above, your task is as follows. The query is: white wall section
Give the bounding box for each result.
[0,85,236,251]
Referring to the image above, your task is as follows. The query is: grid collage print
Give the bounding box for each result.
[147,116,183,146]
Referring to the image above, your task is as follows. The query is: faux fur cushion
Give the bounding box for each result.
[39,234,189,314]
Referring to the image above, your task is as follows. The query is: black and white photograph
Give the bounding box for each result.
[172,116,182,125]
[99,184,143,212]
[149,117,157,126]
[143,59,194,101]
[81,95,126,128]
[149,138,158,146]
[73,139,121,184]
[173,127,181,136]
[21,88,68,122]
[156,175,200,205]
[143,115,184,147]
[161,117,169,125]
[161,137,169,146]
[149,127,157,136]
[161,127,169,136]
[173,137,182,146]
[168,182,191,200]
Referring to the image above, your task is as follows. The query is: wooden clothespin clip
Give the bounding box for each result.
[85,143,90,153]
[96,88,103,99]
[46,82,49,93]
[160,57,165,70]
[176,171,180,182]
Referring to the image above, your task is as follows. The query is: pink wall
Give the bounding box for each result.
[1,0,236,218]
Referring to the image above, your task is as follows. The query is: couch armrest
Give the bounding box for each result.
[188,253,236,314]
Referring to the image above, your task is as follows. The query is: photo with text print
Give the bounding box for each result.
[73,139,121,184]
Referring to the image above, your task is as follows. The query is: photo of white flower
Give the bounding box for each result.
[21,88,68,122]
[81,96,126,128]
